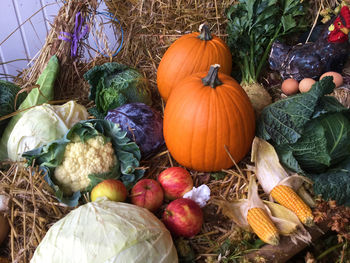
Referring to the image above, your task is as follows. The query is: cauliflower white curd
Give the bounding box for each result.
[54,135,117,194]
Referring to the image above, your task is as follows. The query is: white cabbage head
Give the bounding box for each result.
[31,200,178,263]
[7,100,88,161]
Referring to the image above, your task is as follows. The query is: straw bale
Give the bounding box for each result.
[102,1,350,261]
[308,0,342,21]
[17,0,99,104]
[0,163,72,263]
[104,0,235,108]
[99,3,264,259]
[1,0,349,262]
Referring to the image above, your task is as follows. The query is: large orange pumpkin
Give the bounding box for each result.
[163,64,255,172]
[157,24,232,101]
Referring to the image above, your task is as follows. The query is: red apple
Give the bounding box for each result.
[158,167,193,200]
[90,179,127,202]
[162,198,203,238]
[130,179,164,212]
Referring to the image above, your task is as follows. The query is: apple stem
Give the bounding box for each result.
[164,209,172,217]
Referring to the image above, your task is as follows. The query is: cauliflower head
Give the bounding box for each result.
[54,135,117,194]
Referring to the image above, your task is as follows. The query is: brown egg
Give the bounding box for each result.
[320,71,343,88]
[299,78,316,93]
[281,78,299,95]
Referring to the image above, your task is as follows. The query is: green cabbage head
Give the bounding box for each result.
[31,199,178,263]
[8,100,88,161]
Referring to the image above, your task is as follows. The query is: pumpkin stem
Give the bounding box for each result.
[202,64,222,89]
[198,24,212,41]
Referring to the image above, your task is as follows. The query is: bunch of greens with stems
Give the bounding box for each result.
[226,0,307,87]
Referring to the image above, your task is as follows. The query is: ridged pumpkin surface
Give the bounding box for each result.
[157,26,232,101]
[163,67,255,172]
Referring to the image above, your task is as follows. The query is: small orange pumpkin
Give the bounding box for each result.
[157,24,232,101]
[163,64,255,172]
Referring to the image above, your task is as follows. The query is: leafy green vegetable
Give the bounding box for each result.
[20,56,58,107]
[257,78,336,144]
[257,77,350,174]
[31,201,178,263]
[226,0,307,84]
[68,120,143,183]
[0,55,59,160]
[23,119,144,206]
[256,77,350,205]
[84,62,152,117]
[0,80,27,136]
[308,157,350,206]
[7,101,88,161]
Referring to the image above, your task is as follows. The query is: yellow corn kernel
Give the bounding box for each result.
[271,185,314,227]
[247,207,280,245]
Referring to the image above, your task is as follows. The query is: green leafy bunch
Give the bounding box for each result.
[226,0,307,84]
[257,77,350,206]
[84,62,152,118]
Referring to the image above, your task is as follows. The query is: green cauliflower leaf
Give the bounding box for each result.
[23,119,144,207]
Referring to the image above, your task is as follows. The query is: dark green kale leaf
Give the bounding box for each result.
[256,77,350,206]
[0,80,26,136]
[308,157,350,206]
[84,62,152,117]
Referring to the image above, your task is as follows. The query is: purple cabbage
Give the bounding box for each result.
[105,103,164,159]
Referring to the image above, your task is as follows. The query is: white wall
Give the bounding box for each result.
[0,0,60,81]
[0,0,121,81]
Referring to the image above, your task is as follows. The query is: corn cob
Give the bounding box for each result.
[247,207,280,245]
[270,185,314,227]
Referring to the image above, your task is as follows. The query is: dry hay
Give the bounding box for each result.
[104,0,235,107]
[140,150,256,261]
[103,1,261,260]
[0,163,72,262]
[17,0,99,104]
[0,0,349,262]
[0,0,260,261]
[96,0,350,261]
[307,0,344,23]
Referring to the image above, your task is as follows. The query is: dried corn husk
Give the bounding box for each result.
[332,86,350,108]
[251,137,316,227]
[212,177,311,245]
[251,137,312,196]
[212,177,268,231]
